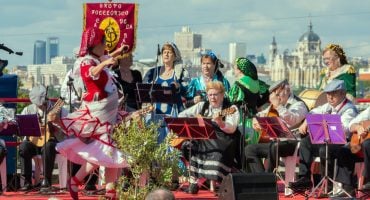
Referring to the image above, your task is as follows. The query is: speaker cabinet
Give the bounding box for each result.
[218,173,278,200]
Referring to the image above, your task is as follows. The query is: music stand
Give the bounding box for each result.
[135,83,177,104]
[1,114,41,191]
[256,116,297,187]
[305,114,350,198]
[16,114,42,137]
[164,117,217,190]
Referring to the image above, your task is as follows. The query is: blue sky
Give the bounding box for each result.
[1,0,370,67]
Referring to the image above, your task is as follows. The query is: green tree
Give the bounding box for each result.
[113,119,181,199]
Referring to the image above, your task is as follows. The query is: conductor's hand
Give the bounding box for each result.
[299,120,308,135]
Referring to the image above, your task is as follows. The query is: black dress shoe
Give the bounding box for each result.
[184,183,199,194]
[19,183,33,191]
[84,184,97,191]
[289,177,313,190]
[40,179,51,188]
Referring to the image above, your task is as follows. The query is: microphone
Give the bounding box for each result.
[157,44,161,56]
[43,86,49,105]
[0,43,14,54]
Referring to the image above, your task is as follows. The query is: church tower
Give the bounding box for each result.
[269,36,277,67]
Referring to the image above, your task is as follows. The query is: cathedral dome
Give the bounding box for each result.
[299,22,320,42]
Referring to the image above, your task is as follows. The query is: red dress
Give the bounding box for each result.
[56,55,129,168]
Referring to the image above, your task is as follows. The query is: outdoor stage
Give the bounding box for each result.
[0,190,327,200]
[0,181,335,200]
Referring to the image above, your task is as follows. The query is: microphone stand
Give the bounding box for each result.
[42,86,49,189]
[240,102,249,172]
[149,44,161,114]
[66,76,80,113]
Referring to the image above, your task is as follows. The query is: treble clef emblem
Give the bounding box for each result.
[105,21,117,49]
[99,17,120,51]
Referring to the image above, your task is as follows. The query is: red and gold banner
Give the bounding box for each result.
[83,3,138,54]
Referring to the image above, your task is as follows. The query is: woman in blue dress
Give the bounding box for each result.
[185,52,230,107]
[143,42,189,143]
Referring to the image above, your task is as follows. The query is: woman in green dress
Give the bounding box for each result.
[228,57,269,169]
[319,43,356,100]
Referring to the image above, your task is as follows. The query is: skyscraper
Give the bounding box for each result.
[229,42,246,64]
[33,40,46,64]
[46,37,59,64]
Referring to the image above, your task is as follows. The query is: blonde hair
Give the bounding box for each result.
[206,81,225,94]
[323,44,348,64]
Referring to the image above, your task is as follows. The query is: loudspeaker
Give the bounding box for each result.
[218,173,278,200]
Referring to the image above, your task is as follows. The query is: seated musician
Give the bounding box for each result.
[328,106,370,197]
[178,80,240,194]
[245,79,308,173]
[289,79,358,194]
[19,85,67,191]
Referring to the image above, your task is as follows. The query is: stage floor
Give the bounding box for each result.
[0,186,335,200]
[0,191,326,200]
[1,181,367,199]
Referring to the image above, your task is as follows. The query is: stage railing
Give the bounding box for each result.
[0,98,59,103]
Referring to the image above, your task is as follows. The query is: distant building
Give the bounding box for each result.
[229,42,246,64]
[26,56,74,89]
[33,40,46,64]
[269,22,323,89]
[174,26,205,66]
[47,37,59,64]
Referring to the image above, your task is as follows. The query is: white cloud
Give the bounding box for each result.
[1,0,370,67]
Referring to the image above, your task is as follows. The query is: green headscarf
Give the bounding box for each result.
[236,57,258,80]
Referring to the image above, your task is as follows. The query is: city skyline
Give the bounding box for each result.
[1,0,370,67]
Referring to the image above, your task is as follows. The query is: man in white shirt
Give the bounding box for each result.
[245,79,309,173]
[289,79,358,196]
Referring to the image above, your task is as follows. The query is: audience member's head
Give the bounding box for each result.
[145,188,175,200]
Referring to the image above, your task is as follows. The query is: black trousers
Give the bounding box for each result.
[245,140,298,173]
[335,139,370,186]
[19,139,57,184]
[297,135,352,181]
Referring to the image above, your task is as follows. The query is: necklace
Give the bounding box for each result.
[162,68,173,76]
